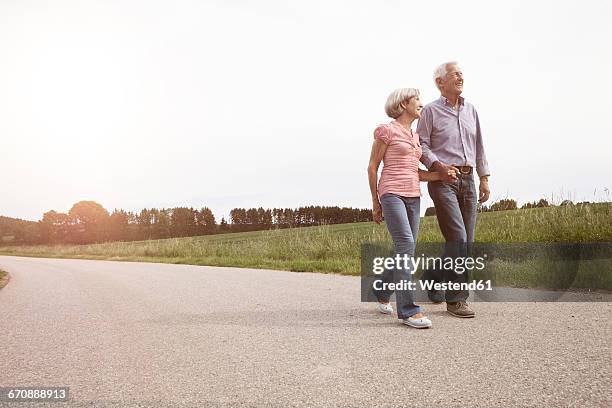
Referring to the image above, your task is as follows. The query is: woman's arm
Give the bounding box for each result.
[418,169,441,182]
[367,139,387,224]
[419,167,458,182]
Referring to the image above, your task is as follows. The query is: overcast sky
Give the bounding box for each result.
[1,0,610,222]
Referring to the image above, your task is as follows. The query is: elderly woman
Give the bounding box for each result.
[367,88,456,329]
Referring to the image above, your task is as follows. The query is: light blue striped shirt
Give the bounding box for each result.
[416,96,490,177]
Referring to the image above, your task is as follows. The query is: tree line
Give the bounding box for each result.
[228,206,372,231]
[1,198,593,245]
[425,198,586,216]
[0,201,373,245]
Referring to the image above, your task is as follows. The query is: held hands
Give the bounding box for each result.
[432,161,459,183]
[372,199,383,224]
[442,166,459,183]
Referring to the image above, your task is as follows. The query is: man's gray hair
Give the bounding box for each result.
[433,61,459,90]
[384,88,420,119]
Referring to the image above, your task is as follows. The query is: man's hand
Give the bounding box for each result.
[479,177,490,203]
[432,161,458,183]
[372,199,383,224]
[431,161,457,174]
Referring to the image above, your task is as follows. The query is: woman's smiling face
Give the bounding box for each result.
[403,95,423,119]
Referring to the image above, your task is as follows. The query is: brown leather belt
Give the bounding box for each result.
[453,165,473,175]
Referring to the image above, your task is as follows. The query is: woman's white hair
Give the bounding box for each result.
[433,61,459,90]
[384,88,420,119]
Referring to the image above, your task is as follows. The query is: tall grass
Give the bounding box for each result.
[0,269,7,290]
[0,203,610,276]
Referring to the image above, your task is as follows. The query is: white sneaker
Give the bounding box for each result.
[377,302,393,314]
[402,315,432,329]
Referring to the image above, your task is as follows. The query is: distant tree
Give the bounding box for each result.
[171,207,196,237]
[0,216,43,245]
[230,208,246,226]
[479,204,491,212]
[271,208,282,227]
[560,200,573,206]
[109,209,129,242]
[148,208,159,239]
[68,201,110,244]
[198,207,216,234]
[138,209,152,240]
[284,208,295,227]
[69,201,109,226]
[521,198,550,209]
[22,222,42,245]
[246,208,259,226]
[219,217,229,232]
[490,199,518,212]
[295,207,305,226]
[258,207,272,228]
[0,215,42,245]
[40,210,69,244]
[153,209,171,239]
[425,207,436,216]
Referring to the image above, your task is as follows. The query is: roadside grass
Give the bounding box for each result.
[0,203,610,289]
[0,269,8,290]
[469,258,612,291]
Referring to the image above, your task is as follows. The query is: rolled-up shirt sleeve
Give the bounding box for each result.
[416,106,438,169]
[474,110,490,177]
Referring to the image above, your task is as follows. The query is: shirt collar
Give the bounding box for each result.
[390,120,418,142]
[390,120,412,134]
[439,95,465,107]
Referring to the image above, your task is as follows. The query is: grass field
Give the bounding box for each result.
[0,203,610,289]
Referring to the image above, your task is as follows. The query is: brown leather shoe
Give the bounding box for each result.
[447,301,475,318]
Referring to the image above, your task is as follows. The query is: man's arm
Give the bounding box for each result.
[474,109,490,178]
[417,106,454,175]
[474,109,491,202]
[416,106,439,170]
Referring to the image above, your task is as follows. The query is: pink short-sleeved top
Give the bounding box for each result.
[374,121,422,198]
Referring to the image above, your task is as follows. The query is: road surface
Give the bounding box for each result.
[0,256,610,407]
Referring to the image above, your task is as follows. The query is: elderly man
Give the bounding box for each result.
[416,61,490,318]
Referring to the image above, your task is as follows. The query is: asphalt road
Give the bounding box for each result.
[0,256,610,407]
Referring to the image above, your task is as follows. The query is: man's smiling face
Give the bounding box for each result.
[438,63,464,96]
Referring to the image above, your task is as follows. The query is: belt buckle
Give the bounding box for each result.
[453,165,470,175]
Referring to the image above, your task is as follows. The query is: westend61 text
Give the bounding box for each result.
[372,254,487,275]
[372,279,493,292]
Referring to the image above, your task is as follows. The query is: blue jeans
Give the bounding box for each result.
[424,174,478,302]
[373,193,422,319]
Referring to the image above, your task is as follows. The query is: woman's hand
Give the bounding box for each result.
[368,139,387,217]
[372,199,383,224]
